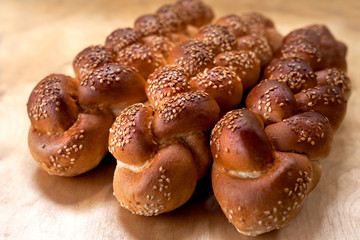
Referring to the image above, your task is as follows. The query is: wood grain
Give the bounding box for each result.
[1,0,359,239]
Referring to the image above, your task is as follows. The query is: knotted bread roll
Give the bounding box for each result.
[109,91,220,215]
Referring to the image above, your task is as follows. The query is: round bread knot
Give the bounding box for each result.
[116,43,167,79]
[236,35,273,67]
[245,80,298,125]
[263,57,317,93]
[189,66,243,112]
[78,63,146,113]
[240,12,275,29]
[27,74,79,134]
[294,86,347,132]
[265,111,333,159]
[175,0,214,28]
[210,109,273,173]
[315,68,351,100]
[168,39,215,77]
[278,39,324,71]
[141,35,176,60]
[195,24,238,55]
[27,74,114,176]
[283,24,347,71]
[109,91,220,215]
[156,4,187,34]
[73,45,115,80]
[105,28,141,53]
[214,50,261,91]
[146,65,191,107]
[215,14,250,38]
[134,14,169,37]
[284,28,321,45]
[210,109,320,236]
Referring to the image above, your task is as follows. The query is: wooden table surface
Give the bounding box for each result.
[1,0,359,239]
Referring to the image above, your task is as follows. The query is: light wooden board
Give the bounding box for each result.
[1,0,360,239]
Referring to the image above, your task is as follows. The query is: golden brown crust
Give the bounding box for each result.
[27,2,350,234]
[215,50,260,91]
[168,39,215,77]
[283,24,347,71]
[152,91,220,138]
[141,35,175,60]
[146,65,191,107]
[295,86,347,132]
[28,109,114,176]
[261,28,284,53]
[263,57,317,93]
[196,24,237,55]
[212,151,313,236]
[246,80,298,125]
[116,43,166,79]
[265,112,333,159]
[189,66,243,112]
[175,0,214,27]
[156,4,187,33]
[279,39,324,71]
[210,109,273,173]
[215,14,250,38]
[78,63,146,110]
[113,143,197,216]
[237,35,273,67]
[134,14,168,37]
[73,45,115,80]
[105,28,141,53]
[315,68,351,100]
[27,74,79,134]
[284,28,321,46]
[182,132,213,180]
[109,91,220,215]
[240,12,275,29]
[109,104,157,166]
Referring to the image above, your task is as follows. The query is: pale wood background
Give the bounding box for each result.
[0,0,359,239]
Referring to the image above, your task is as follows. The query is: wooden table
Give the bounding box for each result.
[1,0,359,239]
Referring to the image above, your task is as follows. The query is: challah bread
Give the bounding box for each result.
[73,45,116,80]
[174,0,214,28]
[236,35,273,67]
[27,0,216,177]
[315,68,351,100]
[168,39,215,77]
[110,91,220,215]
[27,0,352,236]
[116,43,167,79]
[211,109,330,236]
[105,28,141,53]
[195,24,238,55]
[78,63,147,115]
[216,12,283,55]
[262,57,317,93]
[27,74,114,176]
[145,64,244,115]
[278,24,347,71]
[211,21,350,235]
[189,66,243,113]
[214,50,261,91]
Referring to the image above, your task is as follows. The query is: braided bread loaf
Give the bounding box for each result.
[110,91,219,215]
[109,1,283,216]
[27,0,215,176]
[27,64,146,176]
[211,24,350,236]
[26,0,351,236]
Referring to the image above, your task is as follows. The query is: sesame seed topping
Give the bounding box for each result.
[173,39,215,76]
[109,104,146,152]
[157,91,208,123]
